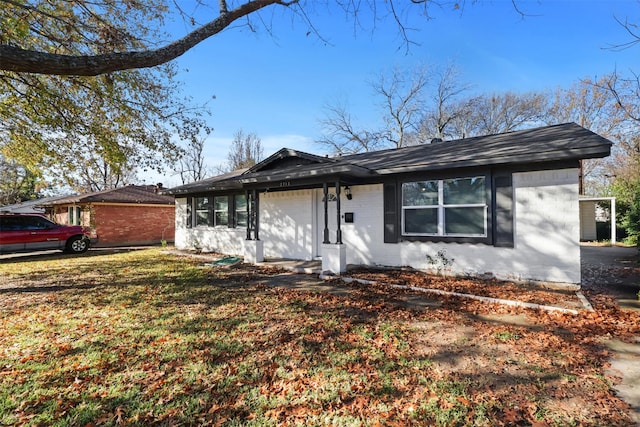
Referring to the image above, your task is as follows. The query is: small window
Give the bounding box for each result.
[68,206,82,225]
[235,194,247,227]
[402,176,487,237]
[214,196,229,226]
[195,197,210,227]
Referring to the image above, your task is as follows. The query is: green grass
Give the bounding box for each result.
[0,248,634,426]
[493,330,520,342]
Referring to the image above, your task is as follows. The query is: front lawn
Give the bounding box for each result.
[0,248,637,426]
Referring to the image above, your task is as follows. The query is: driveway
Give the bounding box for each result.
[581,244,640,310]
[581,245,640,424]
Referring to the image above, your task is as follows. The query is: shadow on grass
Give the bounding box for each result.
[1,252,637,425]
[0,246,155,264]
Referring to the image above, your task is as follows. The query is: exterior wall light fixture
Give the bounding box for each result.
[345,186,352,200]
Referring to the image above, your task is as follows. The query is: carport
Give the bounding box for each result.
[579,197,616,244]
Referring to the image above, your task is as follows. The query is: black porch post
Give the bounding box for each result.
[254,189,260,241]
[323,182,330,244]
[335,180,342,244]
[245,190,251,240]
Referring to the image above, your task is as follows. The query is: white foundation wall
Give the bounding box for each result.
[174,197,245,255]
[260,190,314,261]
[341,169,581,284]
[174,167,581,284]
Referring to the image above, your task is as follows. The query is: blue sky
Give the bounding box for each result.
[150,1,639,186]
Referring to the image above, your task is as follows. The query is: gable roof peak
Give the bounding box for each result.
[245,147,336,174]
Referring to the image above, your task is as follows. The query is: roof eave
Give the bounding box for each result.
[239,164,376,184]
[164,182,244,195]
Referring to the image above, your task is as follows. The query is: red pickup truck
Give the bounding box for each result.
[0,213,95,254]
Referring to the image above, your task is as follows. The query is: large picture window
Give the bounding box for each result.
[402,176,487,237]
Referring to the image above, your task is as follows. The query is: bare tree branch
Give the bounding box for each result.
[606,16,640,51]
[0,1,298,75]
[317,101,384,154]
[372,66,429,147]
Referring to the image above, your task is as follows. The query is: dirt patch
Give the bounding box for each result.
[253,273,356,297]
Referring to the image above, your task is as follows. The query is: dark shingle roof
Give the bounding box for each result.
[341,122,611,174]
[164,123,612,195]
[46,185,174,205]
[162,169,247,195]
[0,195,74,212]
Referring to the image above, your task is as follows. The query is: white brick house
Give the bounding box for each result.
[166,123,611,286]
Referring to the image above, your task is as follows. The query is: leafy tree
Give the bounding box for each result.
[0,155,42,205]
[623,188,640,247]
[223,130,264,172]
[1,1,528,179]
[597,23,640,242]
[71,157,138,193]
[1,0,211,192]
[609,132,640,246]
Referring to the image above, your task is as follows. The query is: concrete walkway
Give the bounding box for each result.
[606,338,640,425]
[581,245,640,425]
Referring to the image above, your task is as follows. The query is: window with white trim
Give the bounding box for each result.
[234,194,247,227]
[402,176,487,237]
[195,197,210,227]
[214,196,229,226]
[68,206,82,225]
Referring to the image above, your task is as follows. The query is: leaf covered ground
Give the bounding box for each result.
[0,248,638,426]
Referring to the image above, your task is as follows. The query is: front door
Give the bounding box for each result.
[315,188,337,257]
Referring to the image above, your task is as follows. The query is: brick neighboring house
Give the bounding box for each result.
[44,185,175,247]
